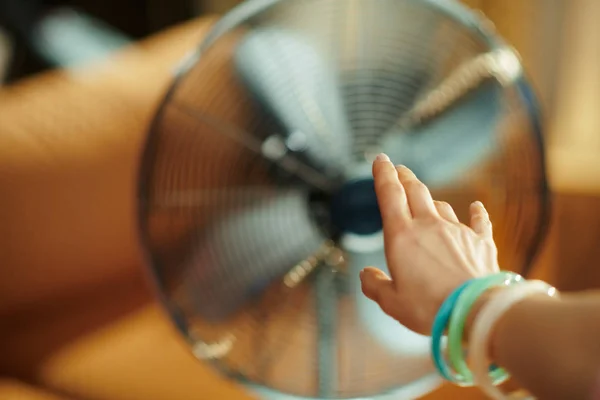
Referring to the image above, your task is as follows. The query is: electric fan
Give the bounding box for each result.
[137,0,549,399]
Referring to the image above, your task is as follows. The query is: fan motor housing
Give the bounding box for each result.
[329,178,382,236]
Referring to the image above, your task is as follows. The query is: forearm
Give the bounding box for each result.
[482,290,600,399]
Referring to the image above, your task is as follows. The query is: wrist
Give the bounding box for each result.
[444,273,522,384]
[466,280,563,399]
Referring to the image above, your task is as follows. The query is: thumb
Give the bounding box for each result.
[360,267,399,318]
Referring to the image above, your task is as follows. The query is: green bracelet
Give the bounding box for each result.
[447,271,523,384]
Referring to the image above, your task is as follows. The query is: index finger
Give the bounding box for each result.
[372,154,411,236]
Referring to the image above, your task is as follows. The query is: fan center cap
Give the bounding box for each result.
[330,178,382,236]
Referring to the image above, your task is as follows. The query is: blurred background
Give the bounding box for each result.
[0,0,599,399]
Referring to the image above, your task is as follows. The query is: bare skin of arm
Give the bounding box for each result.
[361,156,600,400]
[467,291,600,399]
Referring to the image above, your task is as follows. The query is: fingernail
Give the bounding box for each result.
[376,153,390,162]
[396,164,416,178]
[359,270,365,280]
[473,201,483,208]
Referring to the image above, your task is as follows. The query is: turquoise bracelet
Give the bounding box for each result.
[447,272,523,384]
[430,279,474,384]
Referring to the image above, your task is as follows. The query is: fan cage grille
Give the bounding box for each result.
[137,0,549,398]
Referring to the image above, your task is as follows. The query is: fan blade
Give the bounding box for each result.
[340,233,431,356]
[182,189,326,322]
[172,104,336,193]
[234,28,353,176]
[382,76,502,188]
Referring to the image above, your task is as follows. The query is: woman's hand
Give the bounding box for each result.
[360,154,500,335]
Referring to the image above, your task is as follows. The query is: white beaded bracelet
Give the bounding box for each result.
[468,280,560,399]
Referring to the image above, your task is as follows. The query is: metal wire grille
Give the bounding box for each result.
[138,0,549,398]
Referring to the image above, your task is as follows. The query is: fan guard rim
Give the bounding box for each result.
[135,0,551,398]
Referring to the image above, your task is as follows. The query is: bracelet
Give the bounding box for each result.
[447,272,523,384]
[430,279,473,384]
[468,279,559,399]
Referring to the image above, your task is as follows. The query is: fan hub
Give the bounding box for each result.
[329,178,382,236]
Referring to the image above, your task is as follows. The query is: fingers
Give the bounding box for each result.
[395,165,438,219]
[360,267,401,320]
[373,154,411,234]
[434,201,459,223]
[470,201,493,238]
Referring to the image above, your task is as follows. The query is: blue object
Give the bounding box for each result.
[430,279,474,382]
[329,178,382,235]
